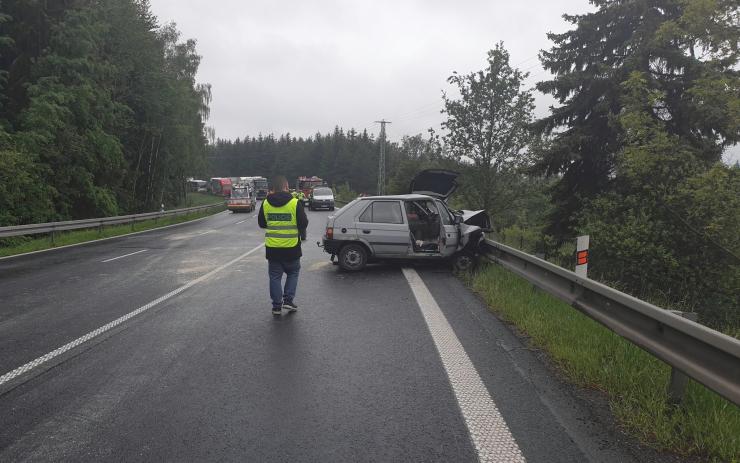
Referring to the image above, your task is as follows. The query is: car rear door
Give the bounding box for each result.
[356,200,410,256]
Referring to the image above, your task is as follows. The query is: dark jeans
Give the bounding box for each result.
[268,259,300,308]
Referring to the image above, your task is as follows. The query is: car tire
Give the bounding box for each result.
[330,207,335,211]
[339,243,368,271]
[452,252,476,272]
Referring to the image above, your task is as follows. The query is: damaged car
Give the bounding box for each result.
[318,169,491,271]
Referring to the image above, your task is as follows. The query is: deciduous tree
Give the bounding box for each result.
[442,42,534,214]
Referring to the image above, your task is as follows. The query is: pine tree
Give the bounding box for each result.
[534,0,740,236]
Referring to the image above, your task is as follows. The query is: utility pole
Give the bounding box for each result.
[374,119,391,195]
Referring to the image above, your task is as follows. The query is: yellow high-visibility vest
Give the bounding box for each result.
[263,198,299,248]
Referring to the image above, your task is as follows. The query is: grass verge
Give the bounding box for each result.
[469,262,739,462]
[0,206,225,258]
[181,192,226,207]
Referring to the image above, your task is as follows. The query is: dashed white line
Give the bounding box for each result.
[235,219,247,225]
[0,243,265,388]
[198,230,215,235]
[402,268,526,463]
[101,249,148,263]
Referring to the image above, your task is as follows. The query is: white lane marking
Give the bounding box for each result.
[198,230,215,235]
[101,249,148,263]
[402,268,526,463]
[0,243,265,388]
[0,211,227,262]
[235,220,247,225]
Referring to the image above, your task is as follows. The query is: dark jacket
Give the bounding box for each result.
[258,191,308,261]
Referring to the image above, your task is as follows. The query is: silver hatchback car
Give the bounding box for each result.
[319,170,490,271]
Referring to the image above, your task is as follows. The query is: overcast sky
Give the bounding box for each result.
[149,0,739,163]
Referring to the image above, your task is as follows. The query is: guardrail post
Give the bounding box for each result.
[50,229,55,245]
[667,310,699,406]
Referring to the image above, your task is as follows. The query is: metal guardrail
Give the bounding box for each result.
[0,203,225,239]
[482,239,740,406]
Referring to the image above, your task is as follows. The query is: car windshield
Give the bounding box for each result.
[313,188,332,195]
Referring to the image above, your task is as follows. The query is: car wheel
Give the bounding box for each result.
[452,252,476,272]
[330,207,335,211]
[339,243,367,271]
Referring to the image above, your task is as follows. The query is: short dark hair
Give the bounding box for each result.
[271,175,289,191]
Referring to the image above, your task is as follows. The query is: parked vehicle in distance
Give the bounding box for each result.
[245,176,268,200]
[187,179,208,192]
[319,170,490,272]
[226,187,256,212]
[297,176,323,206]
[209,177,232,197]
[309,186,335,211]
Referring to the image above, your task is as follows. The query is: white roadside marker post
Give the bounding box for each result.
[575,235,589,278]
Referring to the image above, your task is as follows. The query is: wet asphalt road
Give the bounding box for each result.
[0,207,660,462]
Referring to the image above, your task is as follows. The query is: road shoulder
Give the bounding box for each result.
[414,266,692,463]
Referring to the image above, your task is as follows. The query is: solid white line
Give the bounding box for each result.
[101,249,147,263]
[401,268,526,463]
[0,243,265,388]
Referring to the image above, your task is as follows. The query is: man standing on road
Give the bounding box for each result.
[258,175,308,316]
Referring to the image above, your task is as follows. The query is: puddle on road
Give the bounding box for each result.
[308,261,331,271]
[163,233,195,242]
[177,264,214,275]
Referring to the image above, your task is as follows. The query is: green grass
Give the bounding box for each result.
[181,192,226,207]
[468,263,740,462]
[0,206,225,258]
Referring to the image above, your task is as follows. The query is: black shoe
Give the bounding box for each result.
[272,306,282,315]
[283,300,298,312]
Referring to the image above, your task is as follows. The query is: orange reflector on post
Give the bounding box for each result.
[577,250,589,266]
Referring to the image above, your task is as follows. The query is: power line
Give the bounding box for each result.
[512,54,540,68]
[392,101,443,121]
[393,106,444,124]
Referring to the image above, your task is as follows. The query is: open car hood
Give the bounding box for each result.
[409,169,459,200]
[460,209,491,231]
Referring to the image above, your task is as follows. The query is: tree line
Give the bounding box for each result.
[0,0,211,226]
[208,128,382,194]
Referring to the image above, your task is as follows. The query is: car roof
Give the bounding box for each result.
[357,194,435,201]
